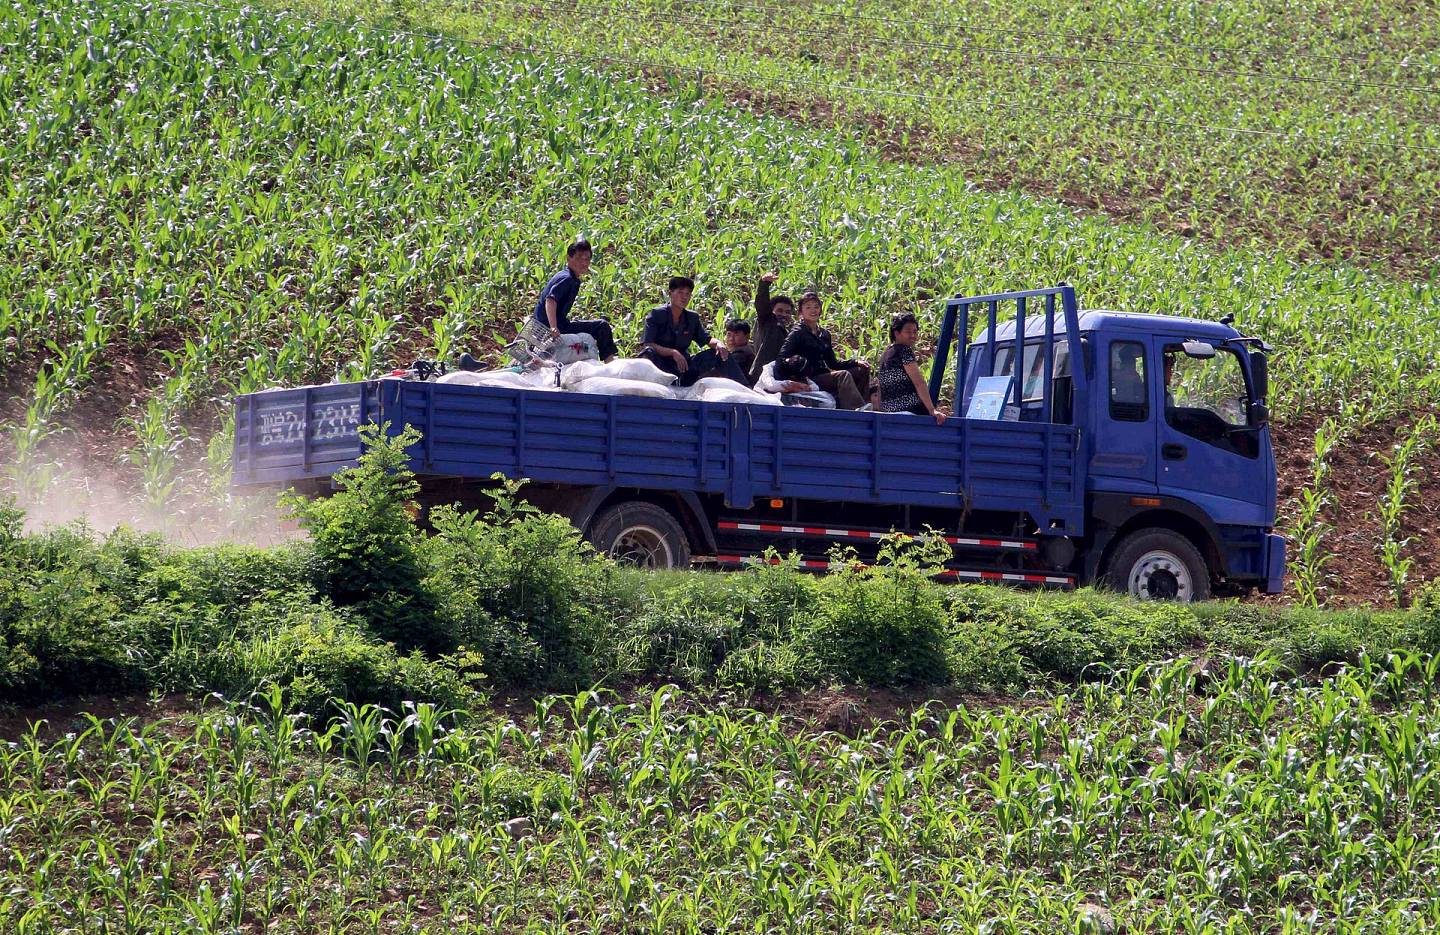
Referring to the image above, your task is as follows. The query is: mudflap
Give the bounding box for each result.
[1264,533,1287,594]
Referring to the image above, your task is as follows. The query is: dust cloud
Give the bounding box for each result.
[7,452,303,548]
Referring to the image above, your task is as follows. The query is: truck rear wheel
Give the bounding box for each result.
[588,502,692,570]
[1105,528,1210,602]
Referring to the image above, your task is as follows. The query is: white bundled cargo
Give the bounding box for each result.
[436,369,559,390]
[682,377,783,406]
[560,357,678,390]
[558,359,607,389]
[571,377,678,399]
[600,357,677,385]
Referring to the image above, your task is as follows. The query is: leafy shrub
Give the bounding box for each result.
[800,537,952,686]
[205,593,485,714]
[0,523,167,700]
[948,586,1199,680]
[422,477,617,688]
[284,423,446,653]
[138,542,315,618]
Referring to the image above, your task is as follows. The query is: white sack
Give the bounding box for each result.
[559,359,609,389]
[598,357,678,385]
[572,377,677,399]
[550,333,599,365]
[684,377,783,406]
[436,370,556,390]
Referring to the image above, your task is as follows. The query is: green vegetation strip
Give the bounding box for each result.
[319,0,1440,277]
[4,429,1438,710]
[6,431,1440,931]
[4,0,1440,505]
[6,658,1440,931]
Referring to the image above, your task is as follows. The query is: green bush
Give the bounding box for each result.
[206,594,485,714]
[284,423,446,653]
[422,477,617,688]
[801,538,952,687]
[0,523,167,700]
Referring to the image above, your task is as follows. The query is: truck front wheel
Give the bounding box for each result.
[588,502,692,570]
[1105,528,1210,602]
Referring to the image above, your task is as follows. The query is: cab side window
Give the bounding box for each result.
[1108,341,1148,422]
[1163,346,1257,457]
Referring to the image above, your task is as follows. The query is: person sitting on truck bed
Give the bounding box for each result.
[757,354,835,407]
[875,313,946,425]
[532,240,618,361]
[750,271,794,383]
[724,319,756,386]
[777,291,870,410]
[639,276,749,387]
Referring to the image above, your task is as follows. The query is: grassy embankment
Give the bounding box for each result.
[5,0,1440,606]
[4,428,1437,711]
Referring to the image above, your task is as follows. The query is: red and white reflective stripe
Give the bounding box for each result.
[717,521,1034,551]
[942,569,1075,586]
[710,554,1073,587]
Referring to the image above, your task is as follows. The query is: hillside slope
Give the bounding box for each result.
[3,0,1438,602]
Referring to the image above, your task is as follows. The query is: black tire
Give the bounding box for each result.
[1104,527,1211,602]
[588,502,692,570]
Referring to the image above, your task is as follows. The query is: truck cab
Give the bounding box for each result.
[969,305,1282,599]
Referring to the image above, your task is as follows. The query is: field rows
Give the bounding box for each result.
[316,0,1440,277]
[6,656,1440,932]
[4,0,1440,601]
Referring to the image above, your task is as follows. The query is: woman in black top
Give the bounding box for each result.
[776,291,871,409]
[876,313,946,425]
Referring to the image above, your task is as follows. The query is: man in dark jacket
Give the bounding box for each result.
[749,271,793,384]
[532,239,617,360]
[777,291,869,409]
[639,277,748,387]
[724,319,755,386]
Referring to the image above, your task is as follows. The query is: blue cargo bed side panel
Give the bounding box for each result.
[233,380,1084,532]
[232,383,377,485]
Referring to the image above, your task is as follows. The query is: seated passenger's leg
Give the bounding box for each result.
[684,348,748,386]
[815,370,864,410]
[639,346,682,378]
[566,320,617,360]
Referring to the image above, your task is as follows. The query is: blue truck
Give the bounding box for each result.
[232,284,1285,601]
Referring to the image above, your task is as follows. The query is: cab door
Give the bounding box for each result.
[1152,338,1268,526]
[1088,336,1158,494]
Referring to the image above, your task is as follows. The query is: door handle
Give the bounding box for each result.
[1162,443,1187,461]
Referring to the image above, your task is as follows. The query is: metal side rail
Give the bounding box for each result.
[716,519,1037,552]
[700,553,1075,589]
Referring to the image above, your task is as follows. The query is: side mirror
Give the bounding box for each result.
[1181,340,1216,359]
[1251,350,1269,402]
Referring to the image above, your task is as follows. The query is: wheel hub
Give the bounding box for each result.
[610,525,674,569]
[1128,549,1193,601]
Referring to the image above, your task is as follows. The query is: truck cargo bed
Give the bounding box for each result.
[233,379,1083,529]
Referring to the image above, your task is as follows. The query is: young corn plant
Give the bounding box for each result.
[1289,418,1340,607]
[1373,414,1435,606]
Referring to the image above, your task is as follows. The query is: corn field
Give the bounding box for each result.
[5,655,1440,932]
[3,0,1439,598]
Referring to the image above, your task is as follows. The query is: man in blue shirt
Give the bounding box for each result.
[639,276,748,387]
[532,240,617,360]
